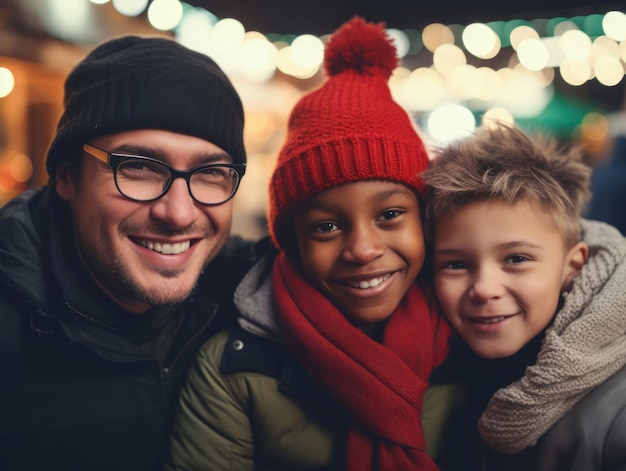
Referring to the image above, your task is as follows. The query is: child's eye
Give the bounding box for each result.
[503,255,528,265]
[441,261,467,270]
[377,209,402,221]
[312,221,339,233]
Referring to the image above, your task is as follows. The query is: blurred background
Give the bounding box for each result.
[0,0,624,239]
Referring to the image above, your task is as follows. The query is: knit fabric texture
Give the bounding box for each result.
[46,35,245,177]
[268,17,429,251]
[478,219,626,453]
[272,252,449,471]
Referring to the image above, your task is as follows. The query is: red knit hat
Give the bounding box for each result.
[268,16,429,251]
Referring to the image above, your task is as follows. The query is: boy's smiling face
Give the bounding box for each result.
[433,199,587,359]
[293,180,424,326]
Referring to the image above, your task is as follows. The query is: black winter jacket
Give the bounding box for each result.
[0,187,255,471]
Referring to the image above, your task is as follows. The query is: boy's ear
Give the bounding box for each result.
[562,241,589,291]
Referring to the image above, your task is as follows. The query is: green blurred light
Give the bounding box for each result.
[531,18,549,36]
[503,19,533,39]
[583,14,605,37]
[403,28,423,55]
[448,23,464,45]
[487,20,509,47]
[546,17,567,36]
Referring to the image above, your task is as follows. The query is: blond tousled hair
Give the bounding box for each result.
[423,122,592,248]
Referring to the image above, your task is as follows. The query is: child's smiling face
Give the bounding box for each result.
[293,180,425,326]
[432,199,588,359]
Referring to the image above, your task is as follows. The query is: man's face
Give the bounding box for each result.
[56,129,236,313]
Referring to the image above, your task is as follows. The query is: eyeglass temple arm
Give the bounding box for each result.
[83,144,109,163]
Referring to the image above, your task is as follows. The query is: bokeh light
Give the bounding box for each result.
[147,0,184,31]
[463,23,500,59]
[603,11,626,41]
[9,154,33,183]
[0,67,15,98]
[422,23,455,52]
[427,104,476,144]
[482,107,515,127]
[387,28,410,58]
[112,0,148,17]
[517,38,549,71]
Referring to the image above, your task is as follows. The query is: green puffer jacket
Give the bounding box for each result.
[165,251,462,471]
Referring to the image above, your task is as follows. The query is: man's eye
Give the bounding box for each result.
[119,159,165,177]
[312,222,338,233]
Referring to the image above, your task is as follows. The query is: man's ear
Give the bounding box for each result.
[54,161,74,202]
[562,241,589,291]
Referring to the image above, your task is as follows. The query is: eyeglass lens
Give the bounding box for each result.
[115,158,239,205]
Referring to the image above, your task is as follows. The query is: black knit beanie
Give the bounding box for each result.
[46,35,246,178]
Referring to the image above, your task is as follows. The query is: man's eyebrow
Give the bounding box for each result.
[111,145,232,165]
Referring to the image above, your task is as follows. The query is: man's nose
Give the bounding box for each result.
[149,177,199,229]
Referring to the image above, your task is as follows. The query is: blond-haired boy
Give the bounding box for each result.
[424,123,626,471]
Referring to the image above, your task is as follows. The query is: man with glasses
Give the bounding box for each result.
[0,36,255,471]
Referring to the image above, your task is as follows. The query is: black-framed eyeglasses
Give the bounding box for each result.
[83,144,246,206]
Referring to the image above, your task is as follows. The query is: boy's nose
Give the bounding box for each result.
[468,269,504,302]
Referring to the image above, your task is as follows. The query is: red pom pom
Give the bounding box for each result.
[323,16,398,79]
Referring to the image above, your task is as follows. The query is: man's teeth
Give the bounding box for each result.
[139,240,191,254]
[347,273,391,289]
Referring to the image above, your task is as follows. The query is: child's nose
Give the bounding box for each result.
[468,269,504,302]
[341,224,385,264]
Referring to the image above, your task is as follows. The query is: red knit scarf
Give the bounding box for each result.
[272,253,450,470]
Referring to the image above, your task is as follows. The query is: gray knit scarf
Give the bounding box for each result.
[478,219,626,453]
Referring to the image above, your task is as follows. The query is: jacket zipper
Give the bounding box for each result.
[166,303,218,374]
[161,303,218,393]
[65,301,122,331]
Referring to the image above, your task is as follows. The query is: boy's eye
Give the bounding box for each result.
[441,261,467,270]
[378,209,402,221]
[312,221,339,233]
[504,255,528,265]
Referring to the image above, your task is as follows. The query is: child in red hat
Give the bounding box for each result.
[165,17,450,471]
